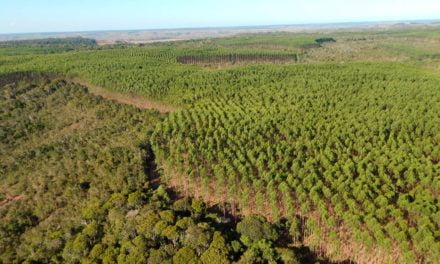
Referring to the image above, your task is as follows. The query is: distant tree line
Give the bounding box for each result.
[315,38,336,45]
[0,37,97,55]
[0,37,97,47]
[177,54,298,65]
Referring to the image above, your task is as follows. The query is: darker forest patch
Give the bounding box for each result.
[177,53,298,65]
[315,38,336,44]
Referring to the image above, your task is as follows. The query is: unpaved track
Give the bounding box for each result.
[66,78,177,113]
[0,195,25,208]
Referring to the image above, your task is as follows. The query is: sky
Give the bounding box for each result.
[0,0,439,34]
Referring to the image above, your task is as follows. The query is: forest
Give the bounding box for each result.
[0,27,439,263]
[0,73,325,264]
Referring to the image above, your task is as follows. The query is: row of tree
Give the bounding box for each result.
[0,74,322,263]
[177,54,298,65]
[151,64,440,263]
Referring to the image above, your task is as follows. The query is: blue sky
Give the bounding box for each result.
[0,0,439,34]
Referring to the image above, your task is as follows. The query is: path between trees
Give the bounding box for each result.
[66,78,178,113]
[0,195,25,208]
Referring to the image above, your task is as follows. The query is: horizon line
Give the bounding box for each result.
[1,18,439,36]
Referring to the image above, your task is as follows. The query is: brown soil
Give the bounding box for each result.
[0,195,25,208]
[66,78,178,113]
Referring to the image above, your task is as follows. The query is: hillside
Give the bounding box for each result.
[0,73,327,263]
[0,28,439,263]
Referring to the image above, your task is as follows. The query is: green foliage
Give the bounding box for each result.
[173,247,200,264]
[191,199,206,219]
[148,248,171,264]
[237,240,280,264]
[200,232,230,264]
[276,248,300,264]
[237,215,279,245]
[0,37,97,55]
[184,225,212,255]
[0,75,162,263]
[1,27,440,263]
[151,61,440,262]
